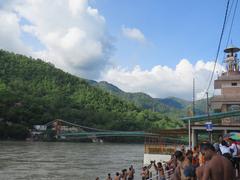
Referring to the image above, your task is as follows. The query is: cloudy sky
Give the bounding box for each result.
[0,0,239,100]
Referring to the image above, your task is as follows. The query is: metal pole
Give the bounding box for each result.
[206,92,212,143]
[193,78,195,116]
[188,119,191,149]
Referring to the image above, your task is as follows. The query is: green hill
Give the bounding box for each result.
[0,50,184,139]
[89,81,185,112]
[89,80,206,117]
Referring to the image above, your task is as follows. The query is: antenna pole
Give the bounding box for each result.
[206,92,212,143]
[193,78,196,116]
[206,92,210,120]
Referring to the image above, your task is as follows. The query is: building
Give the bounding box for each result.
[180,46,240,148]
[211,45,240,125]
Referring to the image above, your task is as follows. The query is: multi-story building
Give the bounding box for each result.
[211,45,240,125]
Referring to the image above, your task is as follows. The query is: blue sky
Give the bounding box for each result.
[91,0,238,69]
[0,0,238,99]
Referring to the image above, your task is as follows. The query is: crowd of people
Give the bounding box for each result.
[96,135,240,180]
[96,165,135,180]
[159,135,240,180]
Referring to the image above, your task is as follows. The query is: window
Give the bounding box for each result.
[232,82,237,86]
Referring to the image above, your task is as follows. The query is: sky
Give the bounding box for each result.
[0,0,239,100]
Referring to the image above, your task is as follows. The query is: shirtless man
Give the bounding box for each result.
[114,172,121,180]
[172,150,196,180]
[196,164,204,180]
[127,165,135,180]
[154,162,165,180]
[121,169,128,180]
[200,142,234,180]
[106,173,112,180]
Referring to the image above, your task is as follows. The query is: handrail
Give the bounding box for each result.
[147,168,174,180]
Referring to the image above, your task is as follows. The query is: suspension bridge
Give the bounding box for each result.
[32,119,157,141]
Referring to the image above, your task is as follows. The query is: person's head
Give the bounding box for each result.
[96,177,100,180]
[122,169,127,174]
[157,162,162,168]
[116,172,119,176]
[200,142,216,160]
[181,145,185,152]
[174,150,184,162]
[108,173,111,177]
[186,149,193,161]
[186,150,193,156]
[221,140,228,147]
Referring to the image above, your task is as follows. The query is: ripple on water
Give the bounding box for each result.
[0,142,144,179]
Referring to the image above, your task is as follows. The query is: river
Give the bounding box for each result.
[0,141,144,180]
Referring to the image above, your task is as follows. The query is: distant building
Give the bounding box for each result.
[211,45,240,125]
[33,125,47,131]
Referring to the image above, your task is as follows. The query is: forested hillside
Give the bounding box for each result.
[0,50,183,139]
[89,81,206,117]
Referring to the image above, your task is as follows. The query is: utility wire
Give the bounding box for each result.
[206,0,231,93]
[226,0,235,24]
[199,0,231,100]
[226,0,239,47]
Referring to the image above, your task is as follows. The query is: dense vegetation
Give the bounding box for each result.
[0,50,184,139]
[89,81,206,117]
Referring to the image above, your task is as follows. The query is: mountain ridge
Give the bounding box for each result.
[88,80,206,116]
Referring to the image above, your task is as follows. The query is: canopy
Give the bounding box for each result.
[181,110,240,122]
[224,132,240,142]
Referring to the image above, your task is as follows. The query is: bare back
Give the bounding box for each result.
[196,165,204,180]
[202,154,234,180]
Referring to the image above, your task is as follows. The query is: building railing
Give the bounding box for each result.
[144,142,179,154]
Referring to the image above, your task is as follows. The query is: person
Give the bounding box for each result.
[213,142,221,155]
[219,140,231,160]
[96,177,100,180]
[181,145,186,155]
[229,139,240,178]
[172,150,195,180]
[114,172,121,180]
[154,161,165,180]
[121,169,128,180]
[141,166,147,180]
[141,165,150,180]
[106,173,112,180]
[219,134,223,144]
[200,142,234,180]
[192,146,199,168]
[127,165,135,180]
[195,165,204,180]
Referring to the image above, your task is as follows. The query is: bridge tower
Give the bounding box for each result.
[211,45,240,125]
[53,119,62,138]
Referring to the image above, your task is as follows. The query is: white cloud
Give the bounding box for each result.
[100,59,224,100]
[122,26,146,43]
[0,0,113,79]
[0,10,31,54]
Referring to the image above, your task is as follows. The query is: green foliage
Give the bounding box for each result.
[0,50,184,139]
[92,81,206,117]
[0,123,29,140]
